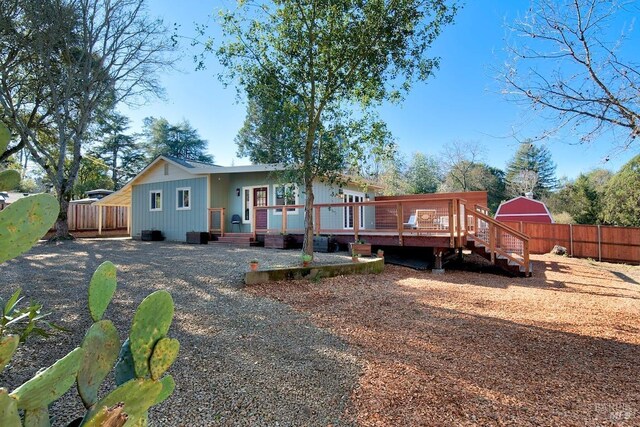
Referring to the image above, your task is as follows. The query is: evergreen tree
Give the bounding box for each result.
[144,117,213,164]
[505,143,557,198]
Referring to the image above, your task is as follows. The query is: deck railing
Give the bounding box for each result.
[209,197,530,273]
[208,208,225,236]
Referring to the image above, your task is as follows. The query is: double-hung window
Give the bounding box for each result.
[177,187,191,210]
[150,190,162,211]
[273,185,298,214]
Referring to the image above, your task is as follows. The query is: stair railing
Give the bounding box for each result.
[466,204,531,275]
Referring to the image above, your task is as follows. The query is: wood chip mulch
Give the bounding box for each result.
[247,254,640,426]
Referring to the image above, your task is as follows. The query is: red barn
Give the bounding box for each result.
[495,196,554,224]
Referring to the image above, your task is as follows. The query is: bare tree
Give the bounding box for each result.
[439,140,485,191]
[0,0,175,238]
[503,0,640,147]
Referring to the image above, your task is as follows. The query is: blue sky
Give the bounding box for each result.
[120,0,638,179]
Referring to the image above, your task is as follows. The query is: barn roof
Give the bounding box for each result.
[494,196,554,223]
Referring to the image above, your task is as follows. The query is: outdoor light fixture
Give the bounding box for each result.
[236,188,241,197]
[365,193,370,201]
[338,188,344,198]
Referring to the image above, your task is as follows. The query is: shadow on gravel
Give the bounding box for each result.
[0,240,361,426]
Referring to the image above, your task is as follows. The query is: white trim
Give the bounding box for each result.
[241,185,270,229]
[343,190,365,230]
[496,213,550,217]
[176,187,191,210]
[149,190,162,212]
[272,184,300,215]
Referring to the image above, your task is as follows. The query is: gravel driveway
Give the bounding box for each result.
[0,239,361,426]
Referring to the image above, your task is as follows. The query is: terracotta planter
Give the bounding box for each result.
[351,256,359,263]
[302,261,310,267]
[249,262,259,271]
[349,242,372,257]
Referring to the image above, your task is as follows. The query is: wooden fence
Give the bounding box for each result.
[56,204,128,232]
[500,221,640,264]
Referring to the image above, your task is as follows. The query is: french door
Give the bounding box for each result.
[343,192,365,229]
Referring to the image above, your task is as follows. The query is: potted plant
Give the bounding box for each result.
[349,239,372,257]
[351,251,360,263]
[249,259,259,271]
[377,249,384,258]
[301,253,312,267]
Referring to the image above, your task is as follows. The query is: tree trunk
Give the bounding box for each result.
[302,179,315,257]
[53,194,73,240]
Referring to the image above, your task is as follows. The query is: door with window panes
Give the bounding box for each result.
[343,192,365,229]
[253,187,268,230]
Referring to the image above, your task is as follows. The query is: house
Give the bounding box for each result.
[494,195,554,224]
[94,155,378,242]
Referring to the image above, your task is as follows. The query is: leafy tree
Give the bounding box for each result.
[406,152,441,194]
[602,155,640,226]
[439,140,485,191]
[371,151,411,196]
[546,169,612,224]
[72,157,112,199]
[505,142,557,198]
[93,112,147,190]
[503,0,640,147]
[0,0,175,239]
[441,162,507,213]
[214,0,458,255]
[145,117,213,163]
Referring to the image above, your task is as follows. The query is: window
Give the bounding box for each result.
[177,187,191,210]
[273,184,298,214]
[150,190,162,211]
[343,191,365,229]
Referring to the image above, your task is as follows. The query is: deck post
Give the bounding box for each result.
[455,199,462,248]
[221,208,225,237]
[282,208,287,234]
[98,206,103,236]
[353,202,359,241]
[524,239,530,275]
[489,223,496,263]
[126,206,131,236]
[252,207,257,240]
[396,203,403,246]
[207,208,211,238]
[448,200,455,248]
[314,206,321,236]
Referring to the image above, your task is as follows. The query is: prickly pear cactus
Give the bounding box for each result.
[0,121,179,426]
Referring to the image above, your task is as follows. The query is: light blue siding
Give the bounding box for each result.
[132,177,207,241]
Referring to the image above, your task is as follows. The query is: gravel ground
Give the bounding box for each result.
[0,239,361,426]
[249,255,640,426]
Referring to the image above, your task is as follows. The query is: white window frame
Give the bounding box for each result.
[176,187,191,211]
[273,184,299,215]
[343,190,365,229]
[150,190,162,212]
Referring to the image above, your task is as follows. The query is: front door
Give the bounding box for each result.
[343,192,365,229]
[253,187,268,230]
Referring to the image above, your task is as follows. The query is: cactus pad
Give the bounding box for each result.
[23,406,49,427]
[115,338,136,386]
[88,261,117,322]
[10,347,84,410]
[78,320,120,407]
[0,170,20,191]
[85,378,162,424]
[0,194,59,264]
[125,411,149,427]
[0,122,10,155]
[154,375,175,406]
[149,337,179,380]
[0,388,20,427]
[0,335,19,374]
[81,403,127,427]
[129,291,174,378]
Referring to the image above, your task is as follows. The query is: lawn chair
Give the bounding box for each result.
[231,214,242,232]
[415,209,437,229]
[403,214,417,229]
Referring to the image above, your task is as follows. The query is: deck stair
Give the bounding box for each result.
[212,233,257,247]
[464,204,532,277]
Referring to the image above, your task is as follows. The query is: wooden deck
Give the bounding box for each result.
[209,196,532,276]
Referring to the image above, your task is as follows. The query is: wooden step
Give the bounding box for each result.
[213,235,254,246]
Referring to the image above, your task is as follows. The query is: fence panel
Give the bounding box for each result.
[54,204,128,232]
[497,220,640,264]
